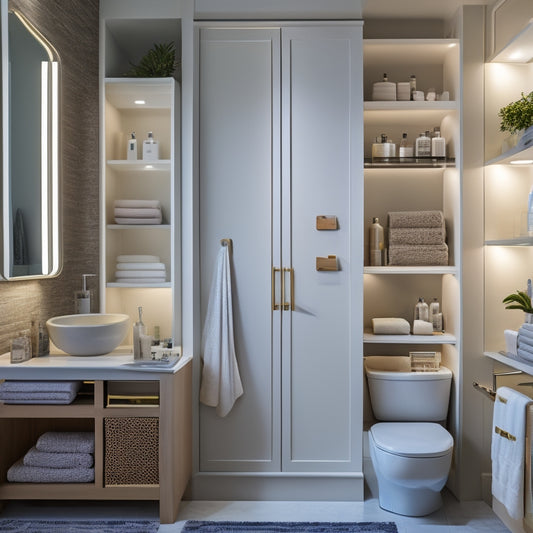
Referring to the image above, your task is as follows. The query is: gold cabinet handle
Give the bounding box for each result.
[283,267,294,311]
[272,267,280,311]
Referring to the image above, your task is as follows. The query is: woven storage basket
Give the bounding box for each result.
[104,417,159,486]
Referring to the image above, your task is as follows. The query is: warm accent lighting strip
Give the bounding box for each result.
[491,18,533,63]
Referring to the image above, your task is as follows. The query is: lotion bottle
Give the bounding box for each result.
[431,128,446,158]
[415,131,431,158]
[126,132,137,160]
[369,217,384,266]
[142,131,159,161]
[414,297,429,322]
[133,306,147,360]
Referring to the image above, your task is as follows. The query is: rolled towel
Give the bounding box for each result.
[519,323,533,335]
[388,210,444,228]
[517,348,533,362]
[412,319,434,335]
[7,458,94,483]
[114,207,162,219]
[518,334,533,350]
[114,199,161,209]
[23,447,93,469]
[115,270,166,279]
[36,432,94,454]
[116,255,160,263]
[0,380,82,394]
[116,262,166,271]
[388,243,448,266]
[114,216,162,225]
[372,317,410,335]
[388,226,446,246]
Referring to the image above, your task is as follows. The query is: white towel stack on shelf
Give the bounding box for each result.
[0,380,82,404]
[517,323,533,362]
[7,431,95,483]
[114,199,163,225]
[115,254,167,284]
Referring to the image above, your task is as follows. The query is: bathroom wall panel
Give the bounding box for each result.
[0,0,99,352]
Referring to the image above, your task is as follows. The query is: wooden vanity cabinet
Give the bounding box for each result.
[0,356,192,524]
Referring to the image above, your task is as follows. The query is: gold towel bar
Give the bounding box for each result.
[495,425,516,441]
[472,381,496,402]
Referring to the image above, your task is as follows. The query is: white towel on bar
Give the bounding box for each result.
[491,386,532,520]
[200,245,243,417]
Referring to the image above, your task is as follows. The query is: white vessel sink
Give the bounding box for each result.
[46,314,130,356]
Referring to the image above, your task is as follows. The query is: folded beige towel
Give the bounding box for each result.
[388,244,448,266]
[412,320,434,335]
[388,210,444,228]
[372,317,410,335]
[388,226,446,246]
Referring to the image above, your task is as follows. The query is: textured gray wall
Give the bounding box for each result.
[1,0,99,353]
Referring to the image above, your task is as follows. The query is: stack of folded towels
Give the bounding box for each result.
[115,254,167,284]
[114,199,163,225]
[7,431,95,483]
[388,210,448,266]
[0,380,82,404]
[517,323,533,362]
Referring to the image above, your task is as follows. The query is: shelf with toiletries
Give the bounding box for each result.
[364,332,456,344]
[102,76,179,344]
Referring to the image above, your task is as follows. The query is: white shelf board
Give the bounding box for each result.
[364,101,457,111]
[485,144,533,166]
[485,237,533,246]
[107,224,171,230]
[363,39,459,63]
[107,282,171,289]
[105,77,174,109]
[107,160,171,171]
[364,332,456,344]
[364,266,457,275]
[485,351,533,376]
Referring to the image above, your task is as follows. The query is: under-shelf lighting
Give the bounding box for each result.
[134,99,146,105]
[510,160,533,165]
[491,18,533,63]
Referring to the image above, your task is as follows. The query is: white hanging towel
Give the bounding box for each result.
[491,386,532,520]
[200,245,243,417]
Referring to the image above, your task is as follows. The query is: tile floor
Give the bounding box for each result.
[0,489,510,533]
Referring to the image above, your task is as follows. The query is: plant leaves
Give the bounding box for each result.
[126,42,177,78]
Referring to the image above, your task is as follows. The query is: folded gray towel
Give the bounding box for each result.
[23,447,94,469]
[388,210,444,228]
[388,226,446,246]
[0,392,78,404]
[7,458,94,483]
[388,244,448,266]
[36,432,95,454]
[0,381,82,393]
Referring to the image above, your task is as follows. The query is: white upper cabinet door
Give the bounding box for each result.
[198,27,282,472]
[280,25,364,472]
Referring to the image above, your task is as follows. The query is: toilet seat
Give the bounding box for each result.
[370,422,453,458]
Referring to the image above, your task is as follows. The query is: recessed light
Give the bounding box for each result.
[134,99,146,105]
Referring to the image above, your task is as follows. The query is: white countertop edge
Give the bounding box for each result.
[0,350,192,380]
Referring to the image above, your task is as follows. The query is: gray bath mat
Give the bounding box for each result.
[181,522,398,532]
[0,519,159,532]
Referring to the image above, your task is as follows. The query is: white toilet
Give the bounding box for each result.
[365,357,454,517]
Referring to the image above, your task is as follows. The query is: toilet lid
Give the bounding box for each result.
[370,422,453,458]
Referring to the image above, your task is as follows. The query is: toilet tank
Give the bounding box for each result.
[365,358,452,422]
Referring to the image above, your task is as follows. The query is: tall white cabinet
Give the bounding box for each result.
[195,23,364,499]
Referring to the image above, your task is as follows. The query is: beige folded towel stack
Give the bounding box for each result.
[114,199,163,225]
[115,254,167,284]
[388,210,448,266]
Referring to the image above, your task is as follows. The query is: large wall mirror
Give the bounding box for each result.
[1,0,61,280]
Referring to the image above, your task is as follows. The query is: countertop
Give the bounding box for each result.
[0,347,191,380]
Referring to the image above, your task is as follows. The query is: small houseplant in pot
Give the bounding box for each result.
[126,42,178,78]
[502,289,533,323]
[498,91,533,135]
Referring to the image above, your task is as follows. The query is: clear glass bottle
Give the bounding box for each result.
[399,133,413,158]
[414,297,429,322]
[415,131,431,158]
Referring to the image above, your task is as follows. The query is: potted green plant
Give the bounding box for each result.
[502,289,533,323]
[126,42,178,78]
[498,91,533,135]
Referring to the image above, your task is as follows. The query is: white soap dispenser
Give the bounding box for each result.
[126,131,137,161]
[74,274,95,314]
[142,131,159,161]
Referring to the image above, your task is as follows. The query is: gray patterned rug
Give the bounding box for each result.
[181,522,398,532]
[0,519,160,532]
